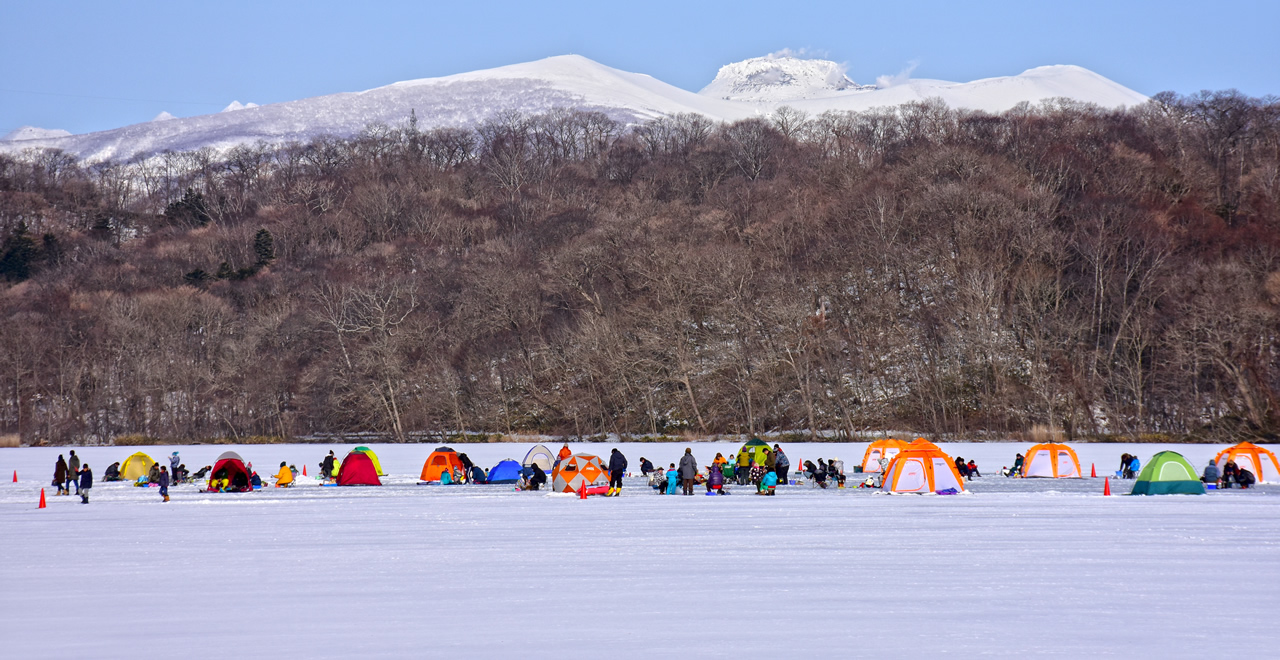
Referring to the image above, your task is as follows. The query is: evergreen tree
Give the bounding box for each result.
[0,222,37,282]
[163,188,212,227]
[253,228,276,266]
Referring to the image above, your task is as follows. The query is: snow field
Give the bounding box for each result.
[2,442,1276,657]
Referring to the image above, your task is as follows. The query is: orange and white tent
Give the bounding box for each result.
[881,447,966,494]
[551,453,608,493]
[1214,442,1280,483]
[861,439,908,473]
[420,446,465,482]
[1021,442,1082,478]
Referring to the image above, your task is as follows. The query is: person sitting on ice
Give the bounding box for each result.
[967,460,980,478]
[665,464,680,495]
[249,471,263,489]
[758,470,778,495]
[289,464,298,480]
[649,468,668,493]
[469,466,487,484]
[828,458,845,487]
[274,461,294,488]
[1237,467,1256,489]
[705,463,725,494]
[1010,453,1025,477]
[148,462,161,484]
[1201,460,1220,484]
[526,464,547,490]
[953,456,969,479]
[103,462,122,482]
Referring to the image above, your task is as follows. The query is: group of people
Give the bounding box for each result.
[953,456,980,479]
[1202,459,1256,488]
[639,443,818,496]
[51,451,92,503]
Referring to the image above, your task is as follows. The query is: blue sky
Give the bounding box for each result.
[2,0,1277,136]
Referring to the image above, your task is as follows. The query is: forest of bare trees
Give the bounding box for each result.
[1,91,1278,444]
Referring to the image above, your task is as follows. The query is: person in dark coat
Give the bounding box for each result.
[67,450,80,494]
[458,453,475,484]
[678,448,698,496]
[148,462,161,484]
[158,466,170,502]
[607,448,628,496]
[639,457,654,475]
[527,463,547,491]
[78,464,93,503]
[706,461,725,493]
[104,462,122,481]
[320,451,336,482]
[53,455,69,496]
[773,445,790,485]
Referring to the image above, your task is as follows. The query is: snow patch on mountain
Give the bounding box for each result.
[1,126,72,142]
[151,111,176,122]
[700,54,873,102]
[220,101,259,112]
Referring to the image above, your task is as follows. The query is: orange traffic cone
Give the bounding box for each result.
[39,488,46,508]
[1103,477,1111,496]
[303,465,308,477]
[13,469,17,482]
[578,482,587,500]
[1091,463,1096,478]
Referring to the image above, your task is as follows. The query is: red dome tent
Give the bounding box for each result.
[207,451,252,492]
[337,451,382,486]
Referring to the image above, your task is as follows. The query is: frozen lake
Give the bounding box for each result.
[2,441,1277,657]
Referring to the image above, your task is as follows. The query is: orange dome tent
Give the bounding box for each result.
[420,446,465,482]
[881,446,965,494]
[1214,442,1280,483]
[1021,442,1082,478]
[861,439,908,473]
[551,453,608,494]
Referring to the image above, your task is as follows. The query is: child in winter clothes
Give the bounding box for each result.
[665,464,679,495]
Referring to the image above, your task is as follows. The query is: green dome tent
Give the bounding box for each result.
[1131,451,1206,495]
[737,438,771,466]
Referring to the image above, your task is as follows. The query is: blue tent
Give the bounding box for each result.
[488,459,523,484]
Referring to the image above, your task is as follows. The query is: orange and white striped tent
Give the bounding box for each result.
[1021,442,1082,478]
[861,439,908,473]
[881,446,966,494]
[551,453,608,493]
[1214,442,1280,483]
[420,446,465,482]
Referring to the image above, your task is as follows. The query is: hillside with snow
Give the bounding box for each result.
[0,54,1148,163]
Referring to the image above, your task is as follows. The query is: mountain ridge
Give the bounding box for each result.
[1,54,1149,163]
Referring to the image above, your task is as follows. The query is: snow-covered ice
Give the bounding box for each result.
[2,441,1276,657]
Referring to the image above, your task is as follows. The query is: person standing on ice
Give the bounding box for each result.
[67,450,81,495]
[736,451,750,486]
[158,465,170,502]
[607,448,627,496]
[77,464,93,504]
[169,452,181,484]
[773,445,790,484]
[53,454,69,496]
[679,448,698,496]
[665,463,679,495]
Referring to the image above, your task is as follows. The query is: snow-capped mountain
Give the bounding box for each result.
[700,55,875,102]
[0,54,1149,163]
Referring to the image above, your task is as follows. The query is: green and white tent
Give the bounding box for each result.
[1130,451,1206,495]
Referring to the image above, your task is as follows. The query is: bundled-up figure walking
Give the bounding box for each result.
[78,464,93,504]
[607,448,627,496]
[53,455,69,496]
[158,466,170,502]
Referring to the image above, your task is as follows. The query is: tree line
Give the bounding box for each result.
[1,91,1278,444]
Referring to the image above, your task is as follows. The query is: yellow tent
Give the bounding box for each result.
[1021,442,1082,478]
[860,439,908,473]
[881,447,966,494]
[119,452,157,480]
[353,446,386,476]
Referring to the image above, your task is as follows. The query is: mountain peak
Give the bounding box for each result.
[699,54,871,102]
